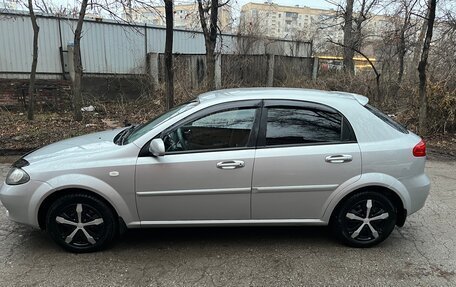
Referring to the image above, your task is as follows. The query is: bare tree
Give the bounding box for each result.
[337,0,379,73]
[431,4,456,88]
[383,0,419,97]
[197,0,229,90]
[396,0,418,90]
[418,0,436,136]
[26,0,39,121]
[236,15,265,54]
[164,0,174,110]
[411,0,430,82]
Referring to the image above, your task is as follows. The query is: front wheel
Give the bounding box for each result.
[46,193,117,253]
[331,191,397,248]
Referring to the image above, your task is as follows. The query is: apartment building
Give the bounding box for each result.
[239,2,391,52]
[0,0,18,10]
[240,2,342,41]
[124,2,233,33]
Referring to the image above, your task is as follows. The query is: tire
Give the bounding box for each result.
[45,193,117,253]
[331,191,397,248]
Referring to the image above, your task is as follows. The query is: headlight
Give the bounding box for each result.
[5,168,30,185]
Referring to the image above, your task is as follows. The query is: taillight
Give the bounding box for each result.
[413,140,426,157]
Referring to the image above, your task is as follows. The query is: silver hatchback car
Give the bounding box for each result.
[0,88,430,252]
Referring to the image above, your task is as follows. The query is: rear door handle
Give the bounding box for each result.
[325,155,353,163]
[216,160,245,170]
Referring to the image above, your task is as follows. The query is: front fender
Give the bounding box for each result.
[31,174,139,227]
[321,173,411,223]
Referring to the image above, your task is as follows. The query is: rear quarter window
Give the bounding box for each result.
[365,104,408,134]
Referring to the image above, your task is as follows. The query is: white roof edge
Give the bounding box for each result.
[198,88,370,106]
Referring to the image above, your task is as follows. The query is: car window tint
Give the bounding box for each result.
[164,108,256,152]
[266,107,342,146]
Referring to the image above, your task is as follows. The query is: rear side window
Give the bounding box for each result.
[365,104,408,134]
[265,107,352,146]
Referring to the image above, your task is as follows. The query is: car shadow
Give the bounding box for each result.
[115,225,336,249]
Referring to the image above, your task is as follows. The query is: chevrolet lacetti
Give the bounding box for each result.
[0,88,430,252]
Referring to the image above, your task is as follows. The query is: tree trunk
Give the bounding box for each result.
[197,0,219,90]
[72,0,88,122]
[393,30,406,98]
[397,18,407,88]
[27,0,39,121]
[343,0,355,73]
[411,6,429,82]
[164,0,174,110]
[205,40,216,90]
[418,0,436,136]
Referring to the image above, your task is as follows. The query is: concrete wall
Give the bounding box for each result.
[150,53,316,90]
[0,53,317,109]
[221,54,269,87]
[273,56,314,85]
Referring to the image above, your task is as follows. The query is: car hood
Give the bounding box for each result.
[24,128,126,164]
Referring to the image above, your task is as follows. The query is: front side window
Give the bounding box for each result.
[163,108,256,153]
[265,107,343,146]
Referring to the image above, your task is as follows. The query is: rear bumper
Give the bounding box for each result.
[402,173,430,216]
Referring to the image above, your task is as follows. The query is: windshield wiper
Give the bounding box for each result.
[114,125,134,145]
[120,125,137,145]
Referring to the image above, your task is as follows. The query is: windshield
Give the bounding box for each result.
[124,101,199,144]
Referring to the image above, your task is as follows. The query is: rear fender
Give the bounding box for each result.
[321,173,411,223]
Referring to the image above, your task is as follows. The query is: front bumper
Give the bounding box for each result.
[0,180,52,228]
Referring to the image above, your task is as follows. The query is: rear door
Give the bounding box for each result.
[251,100,362,219]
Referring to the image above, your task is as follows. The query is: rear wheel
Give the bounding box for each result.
[331,191,397,247]
[46,193,117,253]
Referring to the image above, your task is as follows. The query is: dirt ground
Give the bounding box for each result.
[0,102,162,153]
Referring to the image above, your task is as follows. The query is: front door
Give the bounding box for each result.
[135,101,261,221]
[252,100,362,219]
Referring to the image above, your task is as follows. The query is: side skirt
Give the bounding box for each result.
[127,219,327,228]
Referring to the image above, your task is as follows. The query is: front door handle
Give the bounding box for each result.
[216,160,245,170]
[325,155,353,163]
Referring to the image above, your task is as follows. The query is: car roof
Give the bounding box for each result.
[197,88,369,106]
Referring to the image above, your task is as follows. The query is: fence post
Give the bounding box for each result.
[215,54,222,89]
[312,57,319,81]
[267,54,275,86]
[147,53,159,89]
[67,43,75,82]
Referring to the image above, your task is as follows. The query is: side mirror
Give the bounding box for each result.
[149,138,165,156]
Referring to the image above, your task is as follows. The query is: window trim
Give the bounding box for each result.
[257,100,357,148]
[139,100,262,156]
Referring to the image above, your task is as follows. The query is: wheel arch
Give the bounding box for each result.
[32,174,138,230]
[328,185,407,227]
[322,173,411,227]
[37,188,124,230]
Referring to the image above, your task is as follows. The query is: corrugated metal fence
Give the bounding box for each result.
[0,12,312,79]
